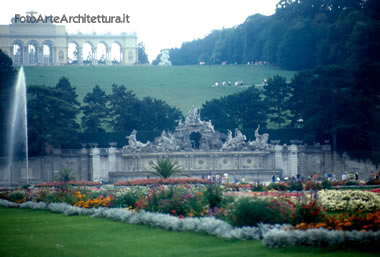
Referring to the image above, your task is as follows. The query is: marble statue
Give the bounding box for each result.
[221,128,247,150]
[185,105,201,125]
[156,130,178,151]
[122,107,270,153]
[248,125,269,150]
[158,49,172,66]
[124,130,150,151]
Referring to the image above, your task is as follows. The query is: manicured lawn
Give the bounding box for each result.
[23,65,294,113]
[0,207,376,257]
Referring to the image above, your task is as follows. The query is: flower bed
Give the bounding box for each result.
[1,198,379,250]
[1,184,380,250]
[35,181,102,187]
[225,191,302,198]
[114,178,210,186]
[319,190,380,212]
[294,210,380,231]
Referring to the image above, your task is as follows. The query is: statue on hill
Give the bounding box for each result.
[158,49,171,66]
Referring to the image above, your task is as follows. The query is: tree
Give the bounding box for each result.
[107,84,183,133]
[151,158,183,179]
[0,50,16,156]
[137,42,149,64]
[108,84,140,132]
[55,77,81,107]
[28,83,80,154]
[277,19,318,70]
[138,97,183,131]
[263,75,292,128]
[289,66,355,149]
[201,86,266,130]
[81,85,109,133]
[287,70,313,127]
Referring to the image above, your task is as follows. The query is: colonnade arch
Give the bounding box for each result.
[68,42,79,64]
[42,40,54,65]
[1,22,138,66]
[68,39,130,65]
[96,42,107,64]
[27,40,39,65]
[111,42,122,64]
[12,40,24,66]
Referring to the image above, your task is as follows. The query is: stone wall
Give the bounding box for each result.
[0,145,378,186]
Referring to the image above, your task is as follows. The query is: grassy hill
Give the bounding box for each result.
[24,65,294,113]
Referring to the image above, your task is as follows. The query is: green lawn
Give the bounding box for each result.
[0,207,376,257]
[23,65,294,113]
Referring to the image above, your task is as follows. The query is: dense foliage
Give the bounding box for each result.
[165,0,380,70]
[28,81,81,154]
[137,42,149,64]
[0,50,17,156]
[26,81,182,155]
[201,63,379,158]
[201,86,266,130]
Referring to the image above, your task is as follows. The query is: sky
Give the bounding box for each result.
[0,0,279,62]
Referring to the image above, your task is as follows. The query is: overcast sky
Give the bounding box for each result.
[0,0,278,61]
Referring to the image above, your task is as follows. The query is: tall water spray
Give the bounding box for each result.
[7,66,29,185]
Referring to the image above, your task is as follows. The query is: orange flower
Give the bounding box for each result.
[343,222,352,227]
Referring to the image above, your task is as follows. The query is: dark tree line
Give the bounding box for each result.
[0,50,17,156]
[163,0,380,70]
[28,81,182,155]
[201,63,380,160]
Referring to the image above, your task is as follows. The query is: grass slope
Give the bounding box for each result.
[24,65,294,113]
[0,207,376,257]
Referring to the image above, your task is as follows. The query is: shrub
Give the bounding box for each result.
[42,190,76,204]
[366,179,380,185]
[292,200,325,225]
[321,180,332,189]
[304,181,321,191]
[266,183,278,190]
[290,182,303,191]
[345,180,359,186]
[8,191,27,203]
[277,182,291,191]
[204,184,223,209]
[228,198,293,227]
[251,183,265,192]
[135,185,207,217]
[112,191,141,208]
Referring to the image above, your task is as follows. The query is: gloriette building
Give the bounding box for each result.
[0,14,138,66]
